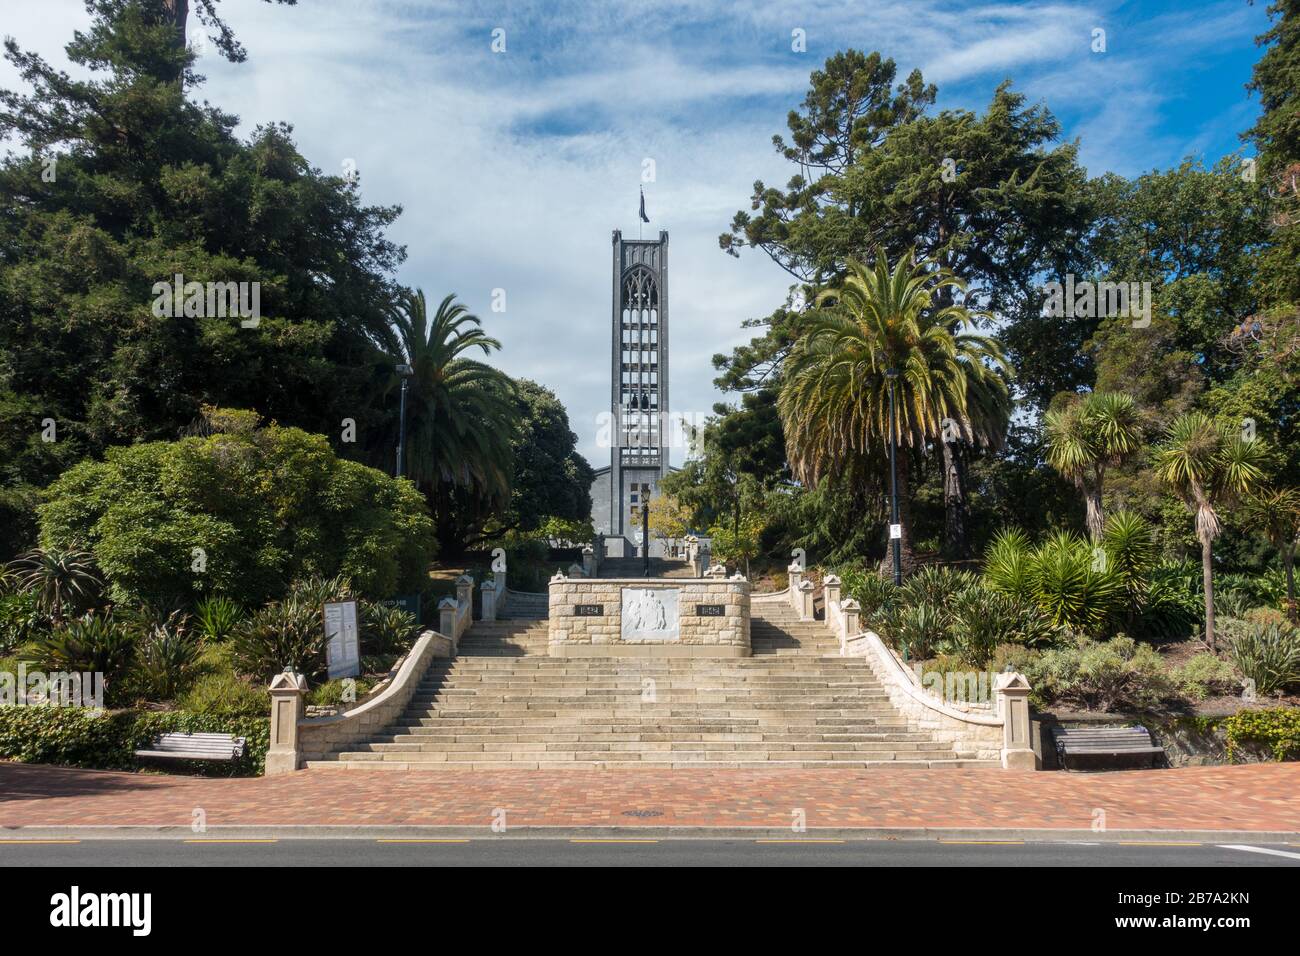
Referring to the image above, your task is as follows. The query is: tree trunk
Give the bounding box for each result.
[1084,485,1104,542]
[162,0,191,46]
[941,438,969,559]
[1201,535,1216,651]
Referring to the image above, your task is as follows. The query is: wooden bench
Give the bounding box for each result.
[1051,726,1163,770]
[135,732,247,763]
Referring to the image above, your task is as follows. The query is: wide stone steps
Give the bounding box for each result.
[304,600,1003,770]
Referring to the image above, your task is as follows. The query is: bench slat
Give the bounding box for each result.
[136,732,246,762]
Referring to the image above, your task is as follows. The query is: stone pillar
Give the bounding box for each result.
[569,561,584,579]
[787,562,803,615]
[797,579,815,621]
[480,579,498,622]
[839,598,861,652]
[704,563,727,579]
[439,597,458,645]
[265,670,307,775]
[582,545,595,577]
[455,574,474,610]
[996,672,1037,770]
[822,573,841,609]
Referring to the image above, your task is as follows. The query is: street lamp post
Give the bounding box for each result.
[642,499,651,577]
[885,367,902,586]
[395,363,412,478]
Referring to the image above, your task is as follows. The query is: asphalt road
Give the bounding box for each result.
[4,838,1299,867]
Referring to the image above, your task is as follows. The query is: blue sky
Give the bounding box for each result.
[1,0,1272,466]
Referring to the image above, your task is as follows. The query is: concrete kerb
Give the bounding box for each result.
[4,824,1297,844]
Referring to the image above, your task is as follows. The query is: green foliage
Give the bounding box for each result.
[1226,621,1300,696]
[133,620,202,701]
[362,602,419,655]
[878,602,949,661]
[24,613,136,696]
[1224,708,1300,762]
[38,415,434,607]
[0,706,270,776]
[982,529,1035,601]
[1024,635,1177,712]
[1174,653,1241,701]
[230,597,326,683]
[194,595,244,643]
[834,565,899,619]
[7,548,104,622]
[0,589,47,655]
[943,585,1061,666]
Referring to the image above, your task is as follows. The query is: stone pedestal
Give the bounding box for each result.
[266,670,307,775]
[996,672,1037,769]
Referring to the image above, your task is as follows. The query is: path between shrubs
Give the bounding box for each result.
[1,761,1298,838]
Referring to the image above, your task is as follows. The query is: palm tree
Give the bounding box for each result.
[778,252,1010,574]
[1243,486,1300,617]
[381,290,516,545]
[1044,391,1143,541]
[8,547,104,625]
[1152,412,1268,649]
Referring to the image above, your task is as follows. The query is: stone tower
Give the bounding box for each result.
[590,229,670,554]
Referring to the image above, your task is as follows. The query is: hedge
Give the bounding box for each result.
[0,706,269,776]
[1224,708,1300,762]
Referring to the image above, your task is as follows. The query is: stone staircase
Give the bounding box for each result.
[305,601,998,770]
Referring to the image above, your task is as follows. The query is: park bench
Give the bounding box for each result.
[135,732,247,763]
[1051,726,1163,771]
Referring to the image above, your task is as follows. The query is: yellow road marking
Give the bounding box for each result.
[0,839,81,844]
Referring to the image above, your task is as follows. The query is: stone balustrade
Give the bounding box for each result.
[266,628,456,774]
[823,579,1037,770]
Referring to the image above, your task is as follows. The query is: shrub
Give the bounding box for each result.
[944,585,1060,666]
[194,596,243,643]
[37,417,435,607]
[1024,635,1177,711]
[878,602,947,660]
[0,706,269,775]
[835,566,898,619]
[899,566,976,609]
[0,589,48,654]
[982,529,1034,601]
[1136,562,1202,640]
[289,573,354,611]
[133,621,202,701]
[6,547,104,622]
[1174,653,1240,701]
[308,675,379,707]
[362,602,419,655]
[24,613,136,695]
[1227,622,1300,696]
[1224,708,1300,761]
[983,530,1125,635]
[176,670,269,717]
[231,597,326,683]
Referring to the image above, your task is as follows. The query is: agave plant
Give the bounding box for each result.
[231,598,328,682]
[8,548,104,624]
[899,566,977,609]
[134,618,202,700]
[288,574,354,612]
[879,602,948,661]
[1228,622,1300,696]
[194,595,244,643]
[25,613,136,688]
[362,602,419,655]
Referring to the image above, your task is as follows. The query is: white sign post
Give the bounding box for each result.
[324,600,360,680]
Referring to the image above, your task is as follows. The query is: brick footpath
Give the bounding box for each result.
[1,762,1298,832]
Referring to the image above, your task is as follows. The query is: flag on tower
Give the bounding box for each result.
[639,187,650,223]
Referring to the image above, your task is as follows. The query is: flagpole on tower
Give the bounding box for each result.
[638,186,649,239]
